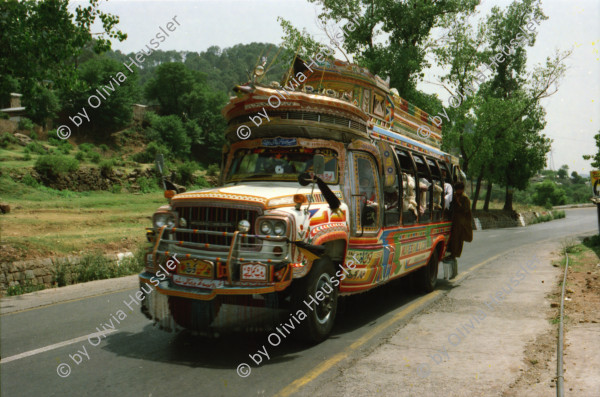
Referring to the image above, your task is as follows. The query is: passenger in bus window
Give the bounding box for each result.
[402,173,418,216]
[433,181,443,210]
[441,169,453,209]
[444,182,473,279]
[418,178,430,215]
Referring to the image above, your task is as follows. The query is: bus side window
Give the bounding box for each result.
[427,157,444,221]
[396,150,418,225]
[383,155,401,226]
[412,154,432,223]
[441,162,453,220]
[351,151,381,233]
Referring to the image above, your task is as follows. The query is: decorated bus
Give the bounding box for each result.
[138,56,462,341]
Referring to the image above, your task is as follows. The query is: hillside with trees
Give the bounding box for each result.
[0,0,594,267]
[0,0,589,206]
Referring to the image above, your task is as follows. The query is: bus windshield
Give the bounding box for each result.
[227,146,339,184]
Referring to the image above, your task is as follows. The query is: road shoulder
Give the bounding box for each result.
[0,274,138,315]
[303,242,562,397]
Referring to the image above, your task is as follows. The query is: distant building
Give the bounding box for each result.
[0,93,26,121]
[132,104,148,123]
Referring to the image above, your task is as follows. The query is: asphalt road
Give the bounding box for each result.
[0,208,595,397]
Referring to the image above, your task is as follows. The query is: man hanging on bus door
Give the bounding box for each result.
[444,181,473,279]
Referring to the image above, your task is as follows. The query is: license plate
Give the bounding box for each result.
[173,275,224,289]
[178,259,213,278]
[241,263,267,281]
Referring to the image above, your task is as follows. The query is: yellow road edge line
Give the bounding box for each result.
[274,251,507,397]
[275,290,442,397]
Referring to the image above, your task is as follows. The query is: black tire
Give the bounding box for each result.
[417,247,439,292]
[291,257,338,342]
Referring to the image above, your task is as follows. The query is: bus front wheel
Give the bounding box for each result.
[291,256,338,343]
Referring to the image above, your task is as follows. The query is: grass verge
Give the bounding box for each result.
[530,210,566,224]
[0,174,164,262]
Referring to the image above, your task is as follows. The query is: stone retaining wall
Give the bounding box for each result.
[0,253,131,296]
[0,119,18,134]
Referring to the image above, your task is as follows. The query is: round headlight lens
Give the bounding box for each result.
[154,213,175,229]
[273,221,286,236]
[260,221,273,235]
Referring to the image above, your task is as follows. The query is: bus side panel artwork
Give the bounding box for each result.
[340,222,451,293]
[342,248,383,285]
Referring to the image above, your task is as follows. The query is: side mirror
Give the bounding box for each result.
[298,172,312,186]
[313,154,325,175]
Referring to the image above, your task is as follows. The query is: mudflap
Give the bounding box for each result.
[141,286,179,332]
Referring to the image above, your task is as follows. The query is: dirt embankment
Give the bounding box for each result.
[561,237,600,395]
[506,236,600,395]
[8,167,156,191]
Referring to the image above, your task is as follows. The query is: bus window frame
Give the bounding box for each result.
[395,149,418,226]
[411,153,434,224]
[383,151,402,227]
[349,150,382,235]
[427,157,444,222]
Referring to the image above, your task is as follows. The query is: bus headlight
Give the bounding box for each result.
[259,219,287,236]
[260,221,273,235]
[153,213,176,229]
[273,221,286,236]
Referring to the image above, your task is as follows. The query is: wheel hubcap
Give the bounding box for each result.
[315,273,334,324]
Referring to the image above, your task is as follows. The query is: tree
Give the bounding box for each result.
[67,56,140,135]
[583,131,600,168]
[557,164,569,179]
[570,171,585,185]
[532,180,567,207]
[144,62,229,164]
[144,63,202,116]
[447,0,568,211]
[305,0,479,107]
[431,8,489,209]
[144,113,192,159]
[0,0,126,123]
[181,84,228,164]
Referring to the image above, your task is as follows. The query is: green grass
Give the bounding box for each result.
[52,247,147,287]
[550,314,569,325]
[5,247,147,296]
[1,174,164,260]
[530,210,566,224]
[0,146,38,168]
[6,280,46,296]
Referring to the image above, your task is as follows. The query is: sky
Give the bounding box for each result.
[75,0,600,176]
